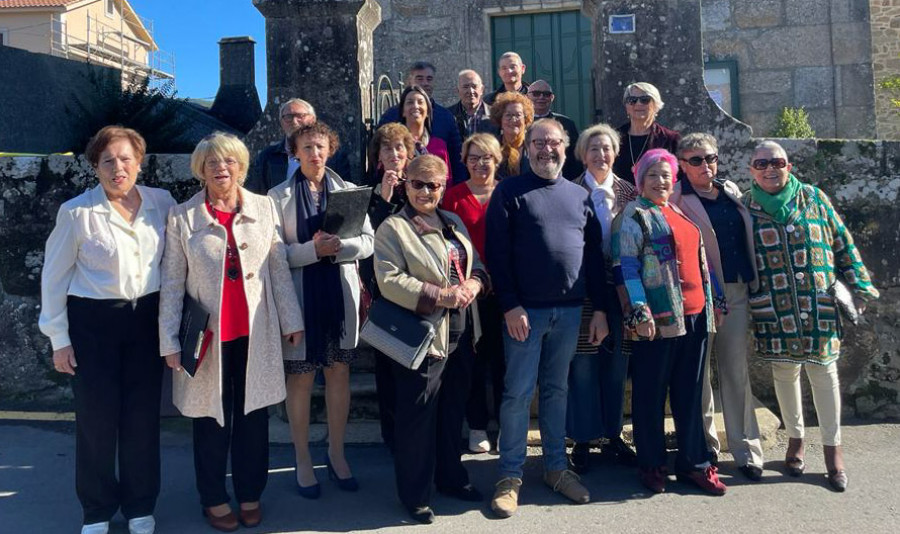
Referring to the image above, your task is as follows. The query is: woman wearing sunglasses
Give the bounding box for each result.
[374,155,490,523]
[670,133,765,481]
[612,82,680,184]
[744,141,879,492]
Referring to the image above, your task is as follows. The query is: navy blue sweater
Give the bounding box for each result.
[485,171,607,313]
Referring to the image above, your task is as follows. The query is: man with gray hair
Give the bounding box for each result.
[484,51,529,106]
[527,79,582,178]
[449,69,498,140]
[245,98,351,194]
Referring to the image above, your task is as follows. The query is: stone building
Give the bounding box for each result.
[371,0,900,139]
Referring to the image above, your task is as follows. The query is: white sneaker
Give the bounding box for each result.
[128,515,156,534]
[469,429,490,453]
[81,522,109,534]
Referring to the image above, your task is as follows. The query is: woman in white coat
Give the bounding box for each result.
[268,122,374,498]
[159,132,303,531]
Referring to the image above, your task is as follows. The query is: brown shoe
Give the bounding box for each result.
[543,469,590,504]
[202,508,239,533]
[491,477,522,518]
[239,504,262,528]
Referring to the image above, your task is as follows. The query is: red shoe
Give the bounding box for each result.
[677,465,727,496]
[639,467,667,493]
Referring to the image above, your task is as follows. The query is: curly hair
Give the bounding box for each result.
[85,125,147,167]
[489,92,534,129]
[288,122,340,158]
[368,123,415,169]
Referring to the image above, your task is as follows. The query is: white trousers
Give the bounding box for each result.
[702,282,764,467]
[771,360,842,446]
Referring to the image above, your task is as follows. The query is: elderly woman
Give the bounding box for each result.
[670,133,764,481]
[489,92,535,179]
[612,82,680,184]
[160,132,303,531]
[398,85,453,183]
[566,123,637,473]
[374,155,490,524]
[744,141,879,492]
[39,126,175,534]
[612,148,725,496]
[442,133,506,453]
[268,123,374,497]
[363,122,416,451]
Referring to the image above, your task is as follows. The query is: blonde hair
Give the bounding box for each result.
[462,133,502,164]
[190,132,250,186]
[623,82,664,110]
[575,123,620,162]
[407,154,448,182]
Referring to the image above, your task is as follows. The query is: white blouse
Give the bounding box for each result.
[39,184,176,350]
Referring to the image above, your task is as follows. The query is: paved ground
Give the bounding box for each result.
[1,418,898,533]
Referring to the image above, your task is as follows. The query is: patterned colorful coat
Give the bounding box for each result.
[611,197,721,341]
[743,183,879,365]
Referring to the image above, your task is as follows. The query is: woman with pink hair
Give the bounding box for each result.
[611,148,726,496]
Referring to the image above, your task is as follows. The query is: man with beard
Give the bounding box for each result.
[526,80,583,179]
[485,118,609,517]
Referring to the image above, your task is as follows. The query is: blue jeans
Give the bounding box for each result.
[498,305,582,478]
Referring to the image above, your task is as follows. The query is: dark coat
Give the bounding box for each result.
[612,122,681,184]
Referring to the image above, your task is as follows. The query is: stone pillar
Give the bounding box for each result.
[244,0,382,181]
[582,0,752,178]
[210,36,263,133]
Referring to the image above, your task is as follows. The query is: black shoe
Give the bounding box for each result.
[325,453,359,492]
[604,437,637,466]
[785,457,805,477]
[408,506,435,524]
[827,469,848,492]
[437,484,483,502]
[709,451,719,467]
[739,464,763,481]
[570,442,591,474]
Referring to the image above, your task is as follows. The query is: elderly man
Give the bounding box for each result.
[449,69,498,140]
[245,98,351,194]
[485,118,609,517]
[377,61,466,182]
[484,51,529,106]
[527,79,583,179]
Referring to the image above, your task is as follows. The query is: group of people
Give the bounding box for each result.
[39,52,880,534]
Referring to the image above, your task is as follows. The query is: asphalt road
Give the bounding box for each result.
[1,419,898,533]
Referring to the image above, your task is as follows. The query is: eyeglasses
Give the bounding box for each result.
[281,112,311,122]
[751,158,788,170]
[680,154,719,166]
[408,179,444,192]
[625,95,653,105]
[531,138,563,150]
[503,112,524,121]
[466,155,494,165]
[204,158,239,169]
[529,90,553,98]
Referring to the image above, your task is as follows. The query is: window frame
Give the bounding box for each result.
[704,59,741,120]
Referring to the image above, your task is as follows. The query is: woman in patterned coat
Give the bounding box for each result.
[744,140,879,492]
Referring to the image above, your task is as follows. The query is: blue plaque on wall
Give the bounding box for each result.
[609,14,635,34]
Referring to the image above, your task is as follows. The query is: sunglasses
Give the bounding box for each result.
[751,158,788,170]
[408,179,444,192]
[529,90,553,98]
[680,154,719,167]
[625,95,653,105]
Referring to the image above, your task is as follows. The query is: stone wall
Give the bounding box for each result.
[870,0,900,139]
[1,140,898,417]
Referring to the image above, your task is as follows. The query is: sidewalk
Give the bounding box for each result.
[1,418,897,533]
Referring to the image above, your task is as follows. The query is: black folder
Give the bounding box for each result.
[322,186,373,239]
[178,293,210,378]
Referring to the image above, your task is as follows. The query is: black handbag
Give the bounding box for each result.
[360,298,436,370]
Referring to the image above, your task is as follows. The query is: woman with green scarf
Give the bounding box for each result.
[744,140,879,493]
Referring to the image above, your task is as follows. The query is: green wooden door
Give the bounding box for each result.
[491,10,594,131]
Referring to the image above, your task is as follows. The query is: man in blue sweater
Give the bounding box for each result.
[485,118,610,517]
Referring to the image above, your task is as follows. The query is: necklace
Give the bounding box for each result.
[205,198,242,282]
[629,133,651,170]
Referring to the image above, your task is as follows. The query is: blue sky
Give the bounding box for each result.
[129,0,267,104]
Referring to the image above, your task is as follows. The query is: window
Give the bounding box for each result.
[704,60,740,120]
[105,0,115,17]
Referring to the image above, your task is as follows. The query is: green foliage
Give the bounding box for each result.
[770,107,816,138]
[878,75,900,110]
[67,67,195,153]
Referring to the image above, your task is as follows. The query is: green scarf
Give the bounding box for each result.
[751,173,801,224]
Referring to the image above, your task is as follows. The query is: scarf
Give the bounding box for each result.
[502,130,525,176]
[295,171,345,361]
[751,173,801,225]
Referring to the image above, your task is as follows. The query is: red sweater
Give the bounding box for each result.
[212,208,250,341]
[662,205,705,315]
[443,182,489,262]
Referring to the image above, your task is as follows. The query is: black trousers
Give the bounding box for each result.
[68,294,163,524]
[465,294,506,431]
[374,349,397,450]
[392,328,475,510]
[192,336,269,507]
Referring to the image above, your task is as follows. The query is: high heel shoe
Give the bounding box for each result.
[294,459,321,499]
[325,453,359,492]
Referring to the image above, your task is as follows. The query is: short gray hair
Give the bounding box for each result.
[575,123,620,162]
[409,61,436,73]
[525,118,569,148]
[278,98,316,118]
[498,51,523,64]
[752,140,789,160]
[623,82,664,110]
[677,133,718,157]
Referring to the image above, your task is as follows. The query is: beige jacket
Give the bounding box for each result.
[671,179,759,292]
[268,169,374,360]
[374,204,489,358]
[159,188,304,426]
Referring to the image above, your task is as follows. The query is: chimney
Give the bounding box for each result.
[210,36,262,133]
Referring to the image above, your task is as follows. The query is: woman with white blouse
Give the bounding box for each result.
[39,126,176,534]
